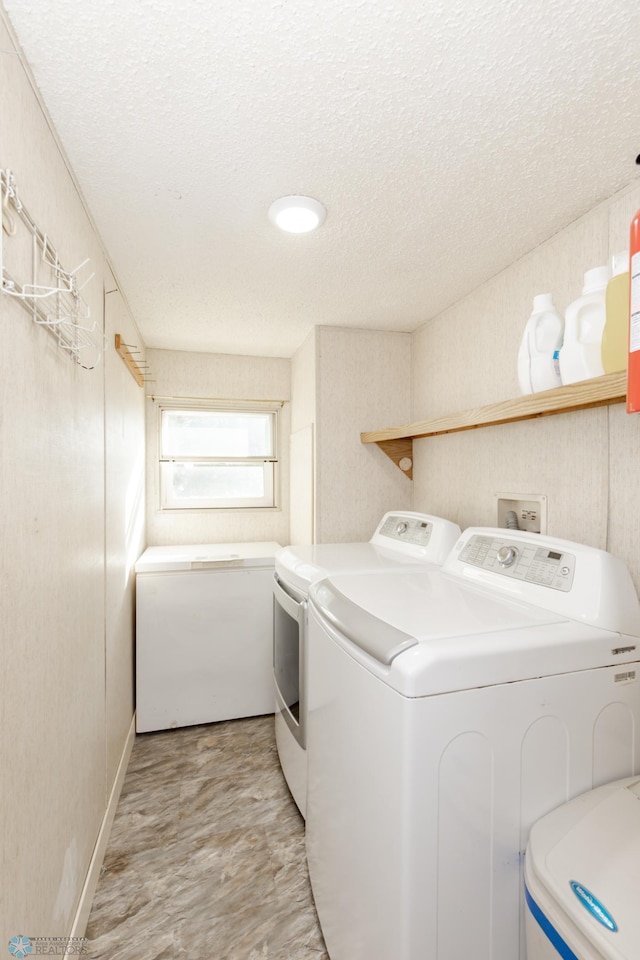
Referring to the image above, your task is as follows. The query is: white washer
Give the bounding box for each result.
[135,541,281,733]
[524,776,640,960]
[306,527,640,960]
[272,511,461,816]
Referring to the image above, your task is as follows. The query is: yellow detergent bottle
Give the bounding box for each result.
[601,251,630,373]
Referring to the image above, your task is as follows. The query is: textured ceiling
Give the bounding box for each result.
[4,0,640,357]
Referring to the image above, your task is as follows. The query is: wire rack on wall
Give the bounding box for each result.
[0,168,101,370]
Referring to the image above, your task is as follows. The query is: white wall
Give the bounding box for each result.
[411,180,640,592]
[145,347,291,546]
[0,10,145,942]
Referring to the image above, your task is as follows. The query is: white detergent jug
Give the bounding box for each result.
[517,294,564,394]
[559,266,609,385]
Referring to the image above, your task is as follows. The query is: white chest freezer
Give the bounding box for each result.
[135,541,281,733]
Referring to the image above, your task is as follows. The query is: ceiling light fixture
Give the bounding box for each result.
[268,195,326,234]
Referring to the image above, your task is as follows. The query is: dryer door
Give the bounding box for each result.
[273,574,306,747]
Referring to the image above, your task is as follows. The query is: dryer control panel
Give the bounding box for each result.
[459,535,575,591]
[378,514,433,546]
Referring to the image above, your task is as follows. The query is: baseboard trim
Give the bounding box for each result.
[67,713,136,949]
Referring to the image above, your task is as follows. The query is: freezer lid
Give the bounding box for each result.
[135,541,282,572]
[526,778,640,960]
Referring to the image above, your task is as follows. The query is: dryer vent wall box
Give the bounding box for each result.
[135,542,281,733]
[497,493,547,534]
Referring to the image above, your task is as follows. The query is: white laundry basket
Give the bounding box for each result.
[524,776,640,959]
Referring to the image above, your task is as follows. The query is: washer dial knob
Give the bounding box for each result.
[396,521,409,535]
[497,545,519,567]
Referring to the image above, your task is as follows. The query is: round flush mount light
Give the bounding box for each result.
[268,195,326,233]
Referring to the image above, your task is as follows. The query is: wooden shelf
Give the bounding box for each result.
[362,371,628,476]
[115,334,145,387]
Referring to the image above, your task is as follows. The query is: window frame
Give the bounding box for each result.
[156,399,280,511]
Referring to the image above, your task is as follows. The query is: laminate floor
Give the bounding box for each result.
[85,715,328,960]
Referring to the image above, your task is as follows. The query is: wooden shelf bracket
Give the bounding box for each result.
[374,438,414,479]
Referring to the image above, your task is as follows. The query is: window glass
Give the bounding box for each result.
[161,409,274,459]
[158,404,278,510]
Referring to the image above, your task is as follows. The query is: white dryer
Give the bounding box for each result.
[305,527,640,960]
[272,511,461,816]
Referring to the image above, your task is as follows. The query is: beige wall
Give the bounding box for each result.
[0,11,145,942]
[291,328,317,434]
[144,347,291,546]
[316,326,412,542]
[104,269,146,784]
[289,330,317,543]
[290,326,412,544]
[411,180,640,592]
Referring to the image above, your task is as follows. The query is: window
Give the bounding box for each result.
[158,402,279,509]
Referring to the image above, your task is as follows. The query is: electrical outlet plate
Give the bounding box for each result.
[496,493,547,535]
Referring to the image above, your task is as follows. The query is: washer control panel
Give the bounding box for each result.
[378,514,433,547]
[459,535,575,591]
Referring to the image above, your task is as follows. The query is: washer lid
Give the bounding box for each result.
[526,777,640,960]
[135,541,282,572]
[310,569,627,695]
